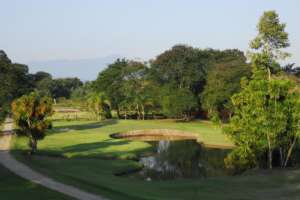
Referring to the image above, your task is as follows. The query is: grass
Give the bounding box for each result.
[50,111,96,121]
[12,119,300,200]
[14,119,232,159]
[0,165,74,200]
[0,120,73,200]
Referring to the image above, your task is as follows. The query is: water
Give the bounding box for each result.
[139,140,230,180]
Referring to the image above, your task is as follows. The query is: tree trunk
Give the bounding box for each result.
[116,106,121,119]
[268,148,273,169]
[30,137,37,155]
[284,137,297,168]
[141,105,145,120]
[136,104,141,120]
[267,67,271,80]
[279,147,284,168]
[267,133,273,169]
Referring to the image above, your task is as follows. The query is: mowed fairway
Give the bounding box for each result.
[12,120,300,200]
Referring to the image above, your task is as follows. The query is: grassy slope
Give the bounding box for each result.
[13,120,300,200]
[0,124,73,200]
[0,165,73,200]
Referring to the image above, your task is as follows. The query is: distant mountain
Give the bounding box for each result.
[27,55,120,81]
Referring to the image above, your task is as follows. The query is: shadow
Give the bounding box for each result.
[59,138,153,160]
[1,130,13,135]
[49,119,118,134]
[62,139,130,154]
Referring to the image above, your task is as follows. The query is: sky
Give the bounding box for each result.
[0,0,299,80]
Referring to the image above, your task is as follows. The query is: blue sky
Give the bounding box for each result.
[0,0,299,79]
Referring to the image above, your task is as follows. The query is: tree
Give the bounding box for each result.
[87,93,111,120]
[150,45,208,94]
[12,92,53,154]
[225,11,300,171]
[282,63,300,79]
[71,81,94,100]
[162,88,197,120]
[249,10,290,76]
[150,45,250,119]
[0,50,34,110]
[33,71,52,83]
[94,59,158,119]
[35,76,53,97]
[225,77,300,170]
[51,78,83,99]
[120,61,154,120]
[94,59,128,118]
[201,50,251,120]
[150,45,210,118]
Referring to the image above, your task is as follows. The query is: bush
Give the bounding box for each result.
[224,147,257,174]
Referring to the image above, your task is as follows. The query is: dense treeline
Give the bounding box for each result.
[0,51,32,111]
[93,46,251,120]
[2,43,299,122]
[0,50,82,121]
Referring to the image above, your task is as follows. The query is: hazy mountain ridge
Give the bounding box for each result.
[27,55,120,81]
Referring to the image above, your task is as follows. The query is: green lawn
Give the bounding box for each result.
[0,119,73,200]
[0,164,73,200]
[12,119,300,200]
[14,119,232,158]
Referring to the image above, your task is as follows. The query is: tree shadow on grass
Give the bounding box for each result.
[62,139,129,154]
[61,138,153,159]
[49,119,118,134]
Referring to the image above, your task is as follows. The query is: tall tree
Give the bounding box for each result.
[249,10,290,77]
[150,45,208,94]
[150,45,209,118]
[225,11,300,171]
[121,61,152,120]
[0,50,33,110]
[94,59,128,118]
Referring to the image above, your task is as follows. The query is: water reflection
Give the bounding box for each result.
[139,140,229,180]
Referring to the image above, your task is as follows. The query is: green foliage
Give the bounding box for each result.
[201,50,251,120]
[94,59,127,115]
[95,59,158,119]
[225,10,300,171]
[162,88,197,120]
[249,10,290,74]
[87,92,111,120]
[150,45,208,93]
[93,46,255,120]
[0,50,34,108]
[225,72,300,170]
[35,76,53,97]
[71,81,93,100]
[250,11,289,52]
[34,75,83,99]
[50,78,83,99]
[224,146,257,174]
[12,92,53,154]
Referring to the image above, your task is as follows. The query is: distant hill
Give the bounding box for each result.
[27,55,120,81]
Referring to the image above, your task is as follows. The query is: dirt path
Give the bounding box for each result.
[0,118,109,200]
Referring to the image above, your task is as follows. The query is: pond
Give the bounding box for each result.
[112,131,231,180]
